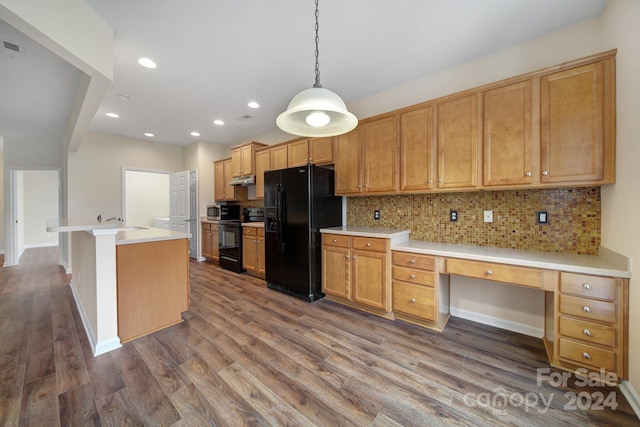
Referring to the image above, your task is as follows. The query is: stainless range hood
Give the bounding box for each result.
[228,175,255,186]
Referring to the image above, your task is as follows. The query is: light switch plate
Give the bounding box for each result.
[537,211,549,225]
[483,210,493,223]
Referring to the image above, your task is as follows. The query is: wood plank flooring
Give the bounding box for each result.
[0,247,637,426]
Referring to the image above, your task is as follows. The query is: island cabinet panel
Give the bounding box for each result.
[540,60,614,184]
[437,94,479,189]
[483,80,535,187]
[116,238,189,342]
[400,106,435,191]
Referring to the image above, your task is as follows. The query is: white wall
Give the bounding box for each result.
[22,169,58,247]
[0,151,4,253]
[124,170,169,227]
[15,170,24,258]
[68,131,184,223]
[600,0,640,403]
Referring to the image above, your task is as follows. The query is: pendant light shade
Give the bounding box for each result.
[276,87,358,137]
[277,0,358,137]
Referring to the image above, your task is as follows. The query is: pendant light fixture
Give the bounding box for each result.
[276,0,358,137]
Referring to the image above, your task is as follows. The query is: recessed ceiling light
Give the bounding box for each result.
[138,57,157,69]
[144,132,155,137]
[190,131,200,137]
[105,112,119,118]
[248,101,260,109]
[213,119,224,126]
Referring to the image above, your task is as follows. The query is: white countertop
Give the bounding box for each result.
[47,220,190,245]
[319,226,630,278]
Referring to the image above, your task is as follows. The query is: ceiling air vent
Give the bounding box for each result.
[1,39,22,58]
[235,115,252,122]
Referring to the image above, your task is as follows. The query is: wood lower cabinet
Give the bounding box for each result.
[201,222,219,263]
[322,233,392,316]
[549,272,628,379]
[242,226,265,279]
[116,238,189,342]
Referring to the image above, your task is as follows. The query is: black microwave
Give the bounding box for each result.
[207,204,240,221]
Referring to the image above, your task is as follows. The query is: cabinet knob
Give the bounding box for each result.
[353,256,357,260]
[487,270,493,276]
[583,329,592,337]
[345,255,349,259]
[364,184,369,188]
[410,298,416,303]
[333,239,337,243]
[309,158,312,162]
[366,242,371,247]
[427,180,433,184]
[583,283,591,290]
[358,184,362,188]
[525,171,532,177]
[438,179,444,183]
[542,170,549,176]
[583,306,591,313]
[582,352,591,360]
[410,274,416,279]
[410,259,416,264]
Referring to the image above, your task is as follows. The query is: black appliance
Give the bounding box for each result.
[243,207,264,223]
[218,220,243,273]
[207,204,240,221]
[264,164,342,302]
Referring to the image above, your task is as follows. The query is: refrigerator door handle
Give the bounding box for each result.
[276,184,285,251]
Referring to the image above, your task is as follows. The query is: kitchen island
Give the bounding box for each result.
[48,221,191,355]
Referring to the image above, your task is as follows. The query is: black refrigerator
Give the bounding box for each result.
[264,164,342,302]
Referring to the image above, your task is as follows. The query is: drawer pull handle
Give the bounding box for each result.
[366,243,371,247]
[582,352,591,360]
[583,283,591,290]
[333,239,337,243]
[410,274,416,279]
[487,270,493,276]
[410,298,416,303]
[410,259,416,264]
[583,306,591,313]
[583,329,592,337]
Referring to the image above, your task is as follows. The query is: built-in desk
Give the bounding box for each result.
[320,226,630,381]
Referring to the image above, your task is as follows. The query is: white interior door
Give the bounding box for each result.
[170,171,190,234]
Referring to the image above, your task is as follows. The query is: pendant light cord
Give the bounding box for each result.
[313,0,322,88]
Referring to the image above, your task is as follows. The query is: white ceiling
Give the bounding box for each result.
[2,0,608,148]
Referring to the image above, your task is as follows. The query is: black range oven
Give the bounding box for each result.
[218,220,244,273]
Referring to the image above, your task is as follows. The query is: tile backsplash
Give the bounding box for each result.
[347,187,601,255]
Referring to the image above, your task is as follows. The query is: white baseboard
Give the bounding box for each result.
[197,256,206,262]
[450,307,544,338]
[24,243,59,248]
[69,280,121,357]
[619,381,640,421]
[0,250,5,255]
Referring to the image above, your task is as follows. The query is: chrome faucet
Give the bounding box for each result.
[97,212,124,223]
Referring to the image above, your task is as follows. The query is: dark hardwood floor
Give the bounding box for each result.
[0,247,637,426]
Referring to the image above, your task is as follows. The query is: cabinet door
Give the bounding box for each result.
[483,81,534,186]
[242,235,257,273]
[437,94,479,189]
[352,249,389,311]
[201,227,211,258]
[231,148,243,177]
[214,161,225,201]
[363,116,398,193]
[255,150,271,199]
[334,128,363,194]
[241,144,253,175]
[211,229,219,262]
[322,245,351,299]
[287,139,310,167]
[257,231,265,277]
[400,107,435,191]
[271,145,288,170]
[541,62,606,183]
[223,159,235,200]
[309,137,333,165]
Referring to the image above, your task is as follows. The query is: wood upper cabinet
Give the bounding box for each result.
[271,144,288,170]
[335,116,398,195]
[400,106,435,191]
[254,149,271,199]
[437,94,479,189]
[214,159,247,201]
[483,80,535,187]
[540,60,614,184]
[288,137,333,167]
[231,141,267,177]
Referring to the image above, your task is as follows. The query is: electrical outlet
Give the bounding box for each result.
[483,210,493,223]
[450,210,458,222]
[374,210,380,220]
[537,211,549,224]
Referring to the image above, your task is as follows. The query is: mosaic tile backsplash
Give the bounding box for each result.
[347,187,601,255]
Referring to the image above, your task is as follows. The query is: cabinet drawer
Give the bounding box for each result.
[392,266,434,286]
[561,272,616,301]
[202,223,211,231]
[322,234,350,248]
[392,251,434,271]
[560,316,616,348]
[559,338,616,371]
[352,236,387,252]
[392,281,435,321]
[560,295,615,324]
[258,228,265,238]
[446,259,545,289]
[243,227,257,236]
